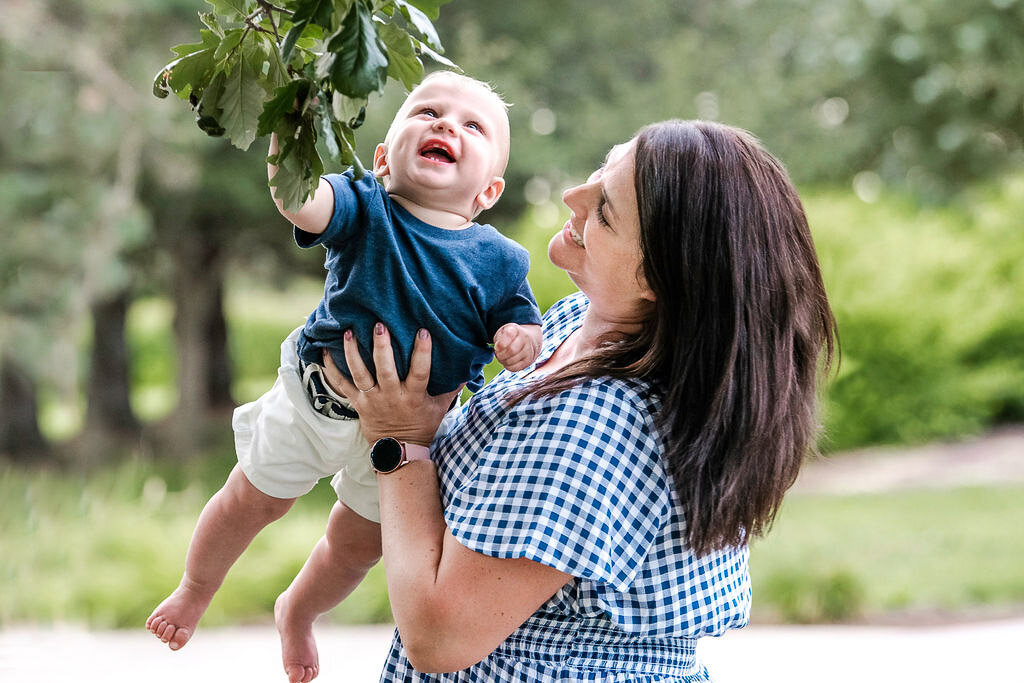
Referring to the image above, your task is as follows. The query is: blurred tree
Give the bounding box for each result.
[827,0,1024,199]
[0,0,268,461]
[140,140,282,454]
[0,354,47,462]
[0,0,157,462]
[435,0,1024,214]
[432,0,853,224]
[434,1,695,224]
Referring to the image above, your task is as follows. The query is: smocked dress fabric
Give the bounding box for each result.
[379,292,751,682]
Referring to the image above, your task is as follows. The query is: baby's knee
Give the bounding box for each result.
[325,504,383,571]
[225,467,296,520]
[335,537,382,573]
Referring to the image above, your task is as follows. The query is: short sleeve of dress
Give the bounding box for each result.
[443,380,669,592]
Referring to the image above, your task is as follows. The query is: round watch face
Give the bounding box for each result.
[370,437,404,472]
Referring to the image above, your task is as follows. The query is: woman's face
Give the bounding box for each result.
[548,139,654,324]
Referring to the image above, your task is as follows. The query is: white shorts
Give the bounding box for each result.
[233,327,459,523]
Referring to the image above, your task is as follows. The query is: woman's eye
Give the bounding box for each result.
[596,202,610,226]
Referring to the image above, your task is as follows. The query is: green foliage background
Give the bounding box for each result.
[808,176,1024,449]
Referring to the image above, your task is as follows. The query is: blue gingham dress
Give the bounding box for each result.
[379,293,751,681]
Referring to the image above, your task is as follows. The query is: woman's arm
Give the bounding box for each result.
[378,462,571,672]
[324,326,572,673]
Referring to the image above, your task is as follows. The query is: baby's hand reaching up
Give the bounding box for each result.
[493,323,542,372]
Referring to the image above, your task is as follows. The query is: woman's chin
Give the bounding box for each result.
[546,234,564,267]
[548,254,580,291]
[547,233,575,270]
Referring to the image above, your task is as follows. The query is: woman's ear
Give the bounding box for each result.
[372,143,389,178]
[474,177,506,212]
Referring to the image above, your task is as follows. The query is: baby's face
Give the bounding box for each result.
[375,77,509,220]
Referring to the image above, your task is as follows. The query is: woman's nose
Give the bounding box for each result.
[562,186,584,230]
[562,179,595,213]
[562,183,582,208]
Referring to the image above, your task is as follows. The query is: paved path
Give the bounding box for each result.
[793,425,1024,494]
[3,619,1024,682]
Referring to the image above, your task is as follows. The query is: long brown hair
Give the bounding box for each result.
[512,120,838,556]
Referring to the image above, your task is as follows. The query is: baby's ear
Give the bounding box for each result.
[372,143,389,177]
[474,176,506,212]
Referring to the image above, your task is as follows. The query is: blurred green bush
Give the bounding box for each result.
[759,569,865,623]
[804,176,1024,450]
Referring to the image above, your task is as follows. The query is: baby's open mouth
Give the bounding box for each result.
[420,142,455,163]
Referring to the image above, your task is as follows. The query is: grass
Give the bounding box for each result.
[0,455,391,629]
[749,485,1024,623]
[3,453,1022,628]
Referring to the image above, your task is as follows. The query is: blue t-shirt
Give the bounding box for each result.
[295,171,541,395]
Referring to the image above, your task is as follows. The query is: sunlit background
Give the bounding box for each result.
[1,0,1022,633]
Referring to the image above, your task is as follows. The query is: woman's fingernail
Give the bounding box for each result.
[375,322,384,336]
[344,329,352,341]
[418,328,429,340]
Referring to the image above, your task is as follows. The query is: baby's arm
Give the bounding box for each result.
[268,133,334,234]
[493,323,542,372]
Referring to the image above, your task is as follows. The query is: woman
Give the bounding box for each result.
[310,119,837,680]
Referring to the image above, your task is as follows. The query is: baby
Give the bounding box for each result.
[147,71,542,682]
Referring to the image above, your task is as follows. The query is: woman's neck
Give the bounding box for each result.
[578,306,646,350]
[542,306,645,374]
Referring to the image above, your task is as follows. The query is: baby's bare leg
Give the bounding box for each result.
[275,501,382,683]
[146,465,296,651]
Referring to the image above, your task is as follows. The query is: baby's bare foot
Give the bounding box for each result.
[145,582,214,651]
[275,591,320,683]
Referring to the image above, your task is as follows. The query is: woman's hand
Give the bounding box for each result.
[322,324,461,445]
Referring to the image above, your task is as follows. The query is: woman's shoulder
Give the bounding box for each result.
[558,373,660,416]
[506,374,663,475]
[541,291,589,330]
[527,293,664,429]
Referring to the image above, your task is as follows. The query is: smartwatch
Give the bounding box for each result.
[369,437,430,473]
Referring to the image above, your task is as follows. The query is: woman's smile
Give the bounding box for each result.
[562,221,585,248]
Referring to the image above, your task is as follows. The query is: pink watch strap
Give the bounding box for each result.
[403,443,431,461]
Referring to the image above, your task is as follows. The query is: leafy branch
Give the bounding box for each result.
[153,0,456,211]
